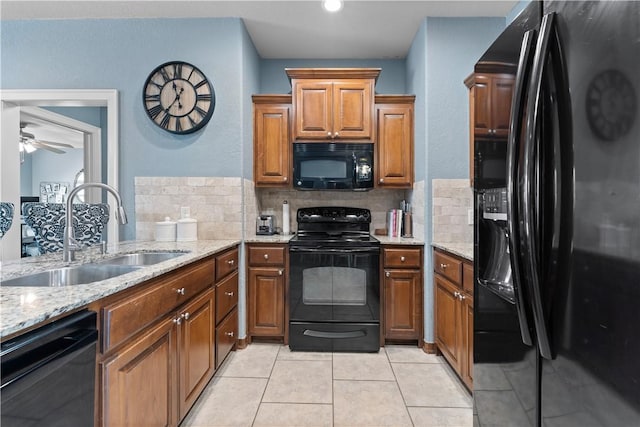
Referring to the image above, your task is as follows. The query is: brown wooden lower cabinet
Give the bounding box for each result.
[246,243,287,343]
[434,248,473,390]
[382,245,423,344]
[98,247,239,427]
[102,315,178,427]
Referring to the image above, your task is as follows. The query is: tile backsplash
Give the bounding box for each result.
[135,177,242,241]
[432,179,473,245]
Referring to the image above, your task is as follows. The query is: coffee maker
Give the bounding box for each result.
[256,213,276,235]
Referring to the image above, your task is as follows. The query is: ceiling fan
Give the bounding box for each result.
[19,122,74,155]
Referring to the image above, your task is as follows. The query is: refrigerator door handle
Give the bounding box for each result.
[523,12,556,360]
[507,29,536,347]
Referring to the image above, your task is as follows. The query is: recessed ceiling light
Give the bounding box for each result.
[322,0,344,13]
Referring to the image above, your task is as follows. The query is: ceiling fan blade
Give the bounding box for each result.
[34,139,74,148]
[30,141,66,154]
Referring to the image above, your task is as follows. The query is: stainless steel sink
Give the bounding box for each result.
[1,264,142,287]
[97,251,188,266]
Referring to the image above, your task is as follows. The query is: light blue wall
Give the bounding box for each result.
[407,17,505,343]
[2,18,250,239]
[242,26,261,180]
[260,59,406,94]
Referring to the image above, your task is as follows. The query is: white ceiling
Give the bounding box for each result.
[2,0,518,59]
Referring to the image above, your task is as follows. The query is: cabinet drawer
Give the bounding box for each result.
[216,247,239,281]
[248,245,285,266]
[463,262,474,295]
[434,251,462,285]
[384,247,422,268]
[216,271,238,324]
[102,259,214,353]
[216,308,237,369]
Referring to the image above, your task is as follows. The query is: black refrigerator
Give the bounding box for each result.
[473,1,640,426]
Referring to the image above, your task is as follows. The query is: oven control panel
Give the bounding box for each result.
[297,207,371,223]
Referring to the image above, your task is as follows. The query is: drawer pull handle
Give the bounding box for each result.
[264,253,269,260]
[176,287,185,295]
[385,271,390,277]
[400,256,406,262]
[225,291,235,297]
[440,263,448,269]
[227,259,235,266]
[225,331,235,337]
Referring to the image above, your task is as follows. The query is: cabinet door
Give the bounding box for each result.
[332,80,373,139]
[248,267,285,336]
[435,275,461,372]
[491,76,515,138]
[376,103,414,188]
[178,289,215,419]
[102,316,177,427]
[293,81,332,140]
[216,307,237,369]
[461,293,474,390]
[384,269,422,340]
[254,102,291,186]
[472,75,492,137]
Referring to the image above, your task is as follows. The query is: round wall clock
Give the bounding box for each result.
[586,69,636,142]
[143,61,215,134]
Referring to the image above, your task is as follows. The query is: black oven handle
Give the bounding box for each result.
[289,247,380,254]
[303,329,367,339]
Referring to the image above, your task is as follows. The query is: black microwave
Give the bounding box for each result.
[293,143,374,191]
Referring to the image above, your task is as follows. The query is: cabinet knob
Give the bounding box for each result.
[334,132,339,138]
[460,294,466,301]
[327,132,332,138]
[400,256,406,262]
[379,179,384,183]
[440,263,448,269]
[225,291,235,297]
[264,253,269,260]
[182,312,190,320]
[278,269,283,276]
[225,331,235,337]
[176,287,185,295]
[454,291,460,298]
[227,259,235,266]
[283,177,288,182]
[385,271,390,277]
[173,317,182,325]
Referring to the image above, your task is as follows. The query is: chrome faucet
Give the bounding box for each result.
[63,183,128,262]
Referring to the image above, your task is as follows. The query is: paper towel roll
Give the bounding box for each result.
[282,200,290,235]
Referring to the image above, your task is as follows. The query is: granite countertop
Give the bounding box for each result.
[0,239,239,339]
[432,242,474,261]
[375,235,425,245]
[244,234,295,243]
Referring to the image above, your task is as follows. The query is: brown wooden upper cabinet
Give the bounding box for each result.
[375,95,415,188]
[253,94,292,187]
[287,68,379,141]
[465,72,515,139]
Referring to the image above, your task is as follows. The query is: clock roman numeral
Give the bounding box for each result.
[160,113,171,129]
[188,115,198,127]
[194,79,209,90]
[147,104,164,120]
[194,105,208,118]
[159,67,171,83]
[196,93,212,101]
[145,93,160,102]
[175,117,182,133]
[172,62,183,79]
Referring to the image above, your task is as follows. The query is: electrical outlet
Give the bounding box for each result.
[467,209,474,225]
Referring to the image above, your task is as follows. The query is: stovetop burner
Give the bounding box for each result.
[290,207,379,248]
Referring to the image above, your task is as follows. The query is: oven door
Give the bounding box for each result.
[289,246,380,352]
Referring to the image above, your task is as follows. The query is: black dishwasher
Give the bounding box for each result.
[1,310,98,427]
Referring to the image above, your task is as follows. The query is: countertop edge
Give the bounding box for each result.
[431,242,474,262]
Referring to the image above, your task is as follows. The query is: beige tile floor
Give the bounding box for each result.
[181,343,472,427]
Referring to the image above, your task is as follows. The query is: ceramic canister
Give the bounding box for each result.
[155,217,176,242]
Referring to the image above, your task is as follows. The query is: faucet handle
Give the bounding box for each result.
[99,240,107,254]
